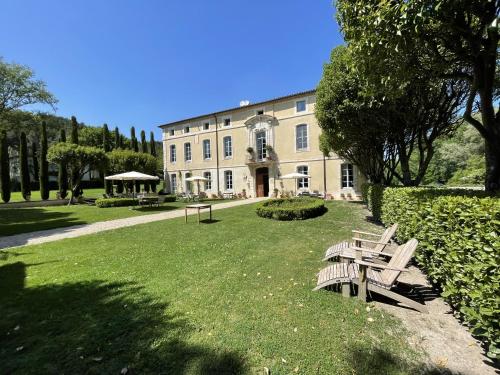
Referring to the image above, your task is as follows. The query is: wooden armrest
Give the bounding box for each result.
[351,246,394,257]
[355,259,409,272]
[351,230,381,237]
[351,237,389,245]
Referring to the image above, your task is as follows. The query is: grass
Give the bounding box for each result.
[5,188,106,203]
[0,201,432,374]
[0,199,227,237]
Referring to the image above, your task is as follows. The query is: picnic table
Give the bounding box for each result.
[184,203,212,224]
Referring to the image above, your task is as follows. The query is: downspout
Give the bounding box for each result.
[214,115,220,193]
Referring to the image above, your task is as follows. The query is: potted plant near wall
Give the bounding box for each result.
[265,145,274,160]
[246,146,255,161]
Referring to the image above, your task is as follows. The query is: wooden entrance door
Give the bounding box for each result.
[256,167,269,197]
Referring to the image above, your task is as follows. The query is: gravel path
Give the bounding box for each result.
[374,265,497,374]
[0,198,267,250]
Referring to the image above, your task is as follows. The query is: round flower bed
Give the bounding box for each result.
[256,198,327,221]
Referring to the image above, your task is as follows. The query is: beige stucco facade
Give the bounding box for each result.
[160,90,364,199]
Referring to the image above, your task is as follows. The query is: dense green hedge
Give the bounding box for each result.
[162,195,176,202]
[95,198,137,208]
[256,198,326,220]
[380,187,499,358]
[361,183,384,221]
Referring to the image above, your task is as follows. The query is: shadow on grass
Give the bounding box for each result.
[132,204,183,212]
[0,208,85,237]
[0,262,248,374]
[199,219,222,224]
[347,345,455,374]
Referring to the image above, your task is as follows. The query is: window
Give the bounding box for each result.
[169,129,175,136]
[297,165,309,189]
[296,100,306,113]
[224,118,231,127]
[256,109,264,115]
[203,122,210,130]
[204,171,212,190]
[170,174,177,193]
[224,170,233,190]
[203,139,211,159]
[185,172,192,193]
[256,131,267,160]
[341,164,354,188]
[184,126,190,133]
[169,145,176,163]
[296,124,308,151]
[223,136,232,158]
[184,142,191,161]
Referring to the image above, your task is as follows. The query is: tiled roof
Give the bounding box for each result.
[158,89,316,128]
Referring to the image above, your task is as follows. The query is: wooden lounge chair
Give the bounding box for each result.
[314,239,428,313]
[322,224,398,262]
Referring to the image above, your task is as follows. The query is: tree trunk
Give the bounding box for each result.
[484,136,500,193]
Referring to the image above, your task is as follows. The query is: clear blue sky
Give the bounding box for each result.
[0,0,343,138]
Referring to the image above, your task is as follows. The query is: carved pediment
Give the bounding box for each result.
[244,115,279,129]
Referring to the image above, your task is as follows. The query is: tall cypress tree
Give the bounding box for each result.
[140,130,149,192]
[103,124,113,195]
[114,126,120,149]
[70,116,81,197]
[39,121,49,200]
[19,132,31,200]
[32,141,39,183]
[58,129,68,199]
[0,131,11,203]
[130,126,138,152]
[150,132,157,192]
[71,116,79,144]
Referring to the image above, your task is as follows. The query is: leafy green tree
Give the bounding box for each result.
[0,58,57,118]
[107,149,157,194]
[47,143,107,204]
[336,0,499,192]
[58,129,68,199]
[31,141,39,182]
[102,124,113,195]
[19,132,31,200]
[79,126,103,148]
[0,130,11,202]
[316,45,466,186]
[39,121,49,200]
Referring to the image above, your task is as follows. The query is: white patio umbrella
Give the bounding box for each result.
[185,175,208,194]
[105,171,159,197]
[280,172,310,196]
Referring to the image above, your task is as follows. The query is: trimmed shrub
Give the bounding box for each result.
[380,187,499,358]
[95,198,137,208]
[256,198,326,220]
[162,195,176,202]
[361,183,384,222]
[360,182,370,203]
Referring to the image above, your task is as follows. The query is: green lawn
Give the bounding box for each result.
[0,199,227,237]
[5,188,105,203]
[0,201,428,374]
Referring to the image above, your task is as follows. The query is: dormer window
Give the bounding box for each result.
[169,129,175,136]
[203,122,210,130]
[224,118,231,127]
[184,126,190,133]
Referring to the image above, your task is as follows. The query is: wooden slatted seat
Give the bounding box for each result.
[314,238,428,313]
[323,224,398,262]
